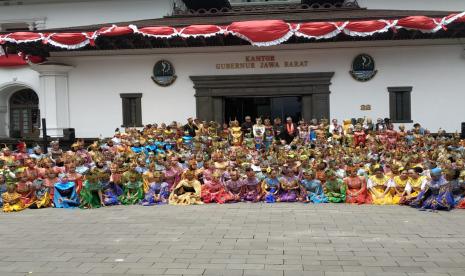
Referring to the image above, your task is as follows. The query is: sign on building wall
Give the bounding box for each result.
[350,54,377,82]
[152,60,176,86]
[216,55,309,70]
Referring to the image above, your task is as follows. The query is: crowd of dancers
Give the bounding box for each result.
[1,116,465,212]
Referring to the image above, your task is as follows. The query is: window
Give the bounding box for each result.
[120,93,142,127]
[388,86,412,123]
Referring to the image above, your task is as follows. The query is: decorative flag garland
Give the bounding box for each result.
[0,12,464,50]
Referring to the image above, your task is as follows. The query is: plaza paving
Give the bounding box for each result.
[1,204,465,276]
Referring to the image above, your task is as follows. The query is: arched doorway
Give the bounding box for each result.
[9,89,40,138]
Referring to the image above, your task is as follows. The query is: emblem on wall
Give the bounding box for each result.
[152,60,177,86]
[350,54,377,82]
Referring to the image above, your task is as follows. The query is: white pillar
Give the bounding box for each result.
[30,63,73,137]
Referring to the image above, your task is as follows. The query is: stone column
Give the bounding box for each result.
[30,63,74,137]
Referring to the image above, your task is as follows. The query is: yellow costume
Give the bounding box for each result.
[230,126,243,146]
[405,176,427,198]
[169,179,203,205]
[2,191,26,212]
[392,176,408,204]
[367,175,394,205]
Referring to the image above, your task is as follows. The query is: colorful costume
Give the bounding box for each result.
[140,181,169,206]
[169,178,203,205]
[30,179,51,209]
[79,176,103,208]
[401,176,427,205]
[410,176,453,211]
[391,175,409,204]
[202,179,235,204]
[16,180,36,208]
[344,175,370,204]
[367,175,394,205]
[241,177,261,202]
[224,178,243,200]
[324,179,346,203]
[119,180,144,205]
[2,189,26,212]
[54,181,80,208]
[278,175,300,202]
[300,179,328,203]
[102,181,122,206]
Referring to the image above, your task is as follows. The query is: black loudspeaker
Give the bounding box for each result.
[461,123,465,139]
[63,128,75,141]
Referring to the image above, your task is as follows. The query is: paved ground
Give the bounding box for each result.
[1,204,465,276]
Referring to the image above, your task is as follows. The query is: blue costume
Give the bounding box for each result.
[54,181,80,208]
[102,181,122,206]
[265,187,277,203]
[182,135,193,149]
[301,179,328,203]
[140,182,169,206]
[263,177,280,203]
[0,182,6,207]
[410,169,453,211]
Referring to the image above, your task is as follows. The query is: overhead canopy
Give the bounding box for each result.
[1,12,465,57]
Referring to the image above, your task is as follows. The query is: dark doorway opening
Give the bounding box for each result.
[224,96,302,123]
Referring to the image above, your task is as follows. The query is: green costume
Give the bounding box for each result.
[79,179,102,208]
[118,180,144,205]
[324,179,346,203]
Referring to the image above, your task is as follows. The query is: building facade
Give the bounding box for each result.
[1,0,465,138]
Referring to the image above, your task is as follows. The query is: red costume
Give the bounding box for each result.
[344,175,371,204]
[201,179,234,204]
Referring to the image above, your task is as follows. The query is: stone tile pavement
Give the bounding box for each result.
[0,203,465,276]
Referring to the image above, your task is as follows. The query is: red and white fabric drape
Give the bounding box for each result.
[0,12,464,50]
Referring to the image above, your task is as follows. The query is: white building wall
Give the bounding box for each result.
[360,0,465,11]
[0,0,174,29]
[56,42,465,137]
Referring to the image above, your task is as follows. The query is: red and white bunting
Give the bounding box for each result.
[0,12,464,49]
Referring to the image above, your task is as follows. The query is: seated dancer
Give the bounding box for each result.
[140,171,169,206]
[80,168,104,208]
[344,166,370,204]
[367,167,394,205]
[401,167,427,205]
[2,183,25,212]
[324,170,346,203]
[0,174,7,208]
[65,163,83,195]
[101,171,122,206]
[202,171,235,204]
[278,168,301,202]
[241,167,261,202]
[410,168,454,211]
[392,168,410,204]
[54,174,80,208]
[169,170,202,205]
[300,169,328,203]
[119,172,144,205]
[29,178,51,209]
[224,170,243,201]
[261,168,280,202]
[448,169,465,206]
[16,172,36,208]
[44,168,59,202]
